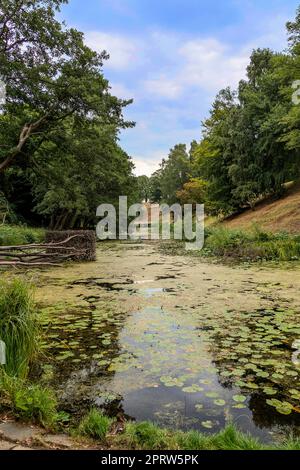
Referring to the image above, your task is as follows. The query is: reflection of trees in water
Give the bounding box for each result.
[38,297,127,417]
[249,394,300,432]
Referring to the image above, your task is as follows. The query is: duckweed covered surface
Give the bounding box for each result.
[33,242,300,442]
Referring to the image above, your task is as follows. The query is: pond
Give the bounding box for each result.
[33,242,300,442]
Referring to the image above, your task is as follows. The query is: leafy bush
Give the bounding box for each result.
[0,278,40,378]
[0,372,59,428]
[13,383,58,427]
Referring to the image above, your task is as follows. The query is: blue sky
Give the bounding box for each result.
[60,0,300,176]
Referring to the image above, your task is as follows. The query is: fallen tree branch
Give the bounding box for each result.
[0,234,90,267]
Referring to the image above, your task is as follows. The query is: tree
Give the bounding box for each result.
[176,178,207,207]
[0,0,133,173]
[158,144,190,204]
[149,170,162,203]
[136,175,151,202]
[0,0,137,229]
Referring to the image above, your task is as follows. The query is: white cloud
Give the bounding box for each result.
[133,158,160,177]
[110,82,134,100]
[178,38,249,91]
[140,37,250,99]
[144,76,182,99]
[84,31,137,70]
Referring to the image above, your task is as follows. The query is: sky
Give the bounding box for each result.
[60,0,300,176]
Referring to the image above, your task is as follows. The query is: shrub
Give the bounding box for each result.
[13,382,58,427]
[0,372,59,428]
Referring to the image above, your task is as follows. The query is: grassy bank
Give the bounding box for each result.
[0,278,62,429]
[0,225,45,246]
[203,226,300,262]
[72,410,300,450]
[161,225,300,263]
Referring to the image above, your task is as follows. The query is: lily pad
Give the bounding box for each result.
[201,420,213,429]
[233,395,247,403]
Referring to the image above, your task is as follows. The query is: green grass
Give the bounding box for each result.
[120,421,169,449]
[0,224,45,246]
[117,421,300,451]
[202,225,300,262]
[76,409,113,441]
[0,278,41,378]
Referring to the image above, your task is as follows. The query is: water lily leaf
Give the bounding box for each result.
[288,389,300,400]
[195,404,204,411]
[263,387,277,396]
[286,370,298,377]
[205,392,219,398]
[183,385,203,393]
[266,399,293,415]
[256,371,269,378]
[220,371,233,378]
[214,399,226,406]
[272,373,284,380]
[233,395,247,403]
[201,420,213,429]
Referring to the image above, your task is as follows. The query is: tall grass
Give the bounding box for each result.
[118,421,300,451]
[76,409,113,441]
[0,278,40,378]
[0,225,45,246]
[203,226,300,261]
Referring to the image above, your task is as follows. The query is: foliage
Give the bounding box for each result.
[0,278,40,378]
[122,421,169,450]
[76,409,112,441]
[0,224,45,246]
[118,421,300,450]
[0,372,59,428]
[0,0,136,228]
[150,144,191,204]
[176,178,207,206]
[203,226,300,261]
[136,175,151,202]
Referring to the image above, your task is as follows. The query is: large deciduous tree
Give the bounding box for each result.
[0,0,133,173]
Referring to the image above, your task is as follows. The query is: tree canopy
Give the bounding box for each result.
[0,0,137,228]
